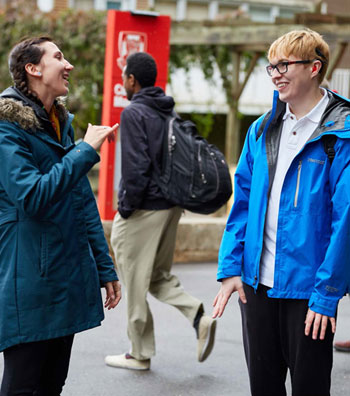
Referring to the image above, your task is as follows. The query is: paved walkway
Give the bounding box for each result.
[1,263,349,395]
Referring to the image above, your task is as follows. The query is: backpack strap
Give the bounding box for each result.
[322,135,337,165]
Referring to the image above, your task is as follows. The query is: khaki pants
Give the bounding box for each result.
[111,207,202,360]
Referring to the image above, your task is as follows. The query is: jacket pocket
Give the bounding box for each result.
[294,160,302,208]
[39,230,48,277]
[38,222,65,279]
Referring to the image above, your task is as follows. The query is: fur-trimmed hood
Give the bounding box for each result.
[0,98,41,131]
[0,86,68,132]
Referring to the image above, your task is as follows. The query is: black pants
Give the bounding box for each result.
[0,334,74,396]
[239,284,334,396]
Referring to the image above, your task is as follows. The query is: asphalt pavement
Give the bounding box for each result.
[1,263,350,395]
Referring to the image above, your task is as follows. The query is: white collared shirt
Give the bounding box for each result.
[260,88,329,287]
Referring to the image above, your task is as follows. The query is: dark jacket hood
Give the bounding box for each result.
[131,86,175,115]
[0,86,67,132]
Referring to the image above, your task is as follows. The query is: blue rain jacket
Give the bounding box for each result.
[218,90,350,317]
[0,87,118,351]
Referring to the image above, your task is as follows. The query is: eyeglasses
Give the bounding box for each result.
[266,60,312,77]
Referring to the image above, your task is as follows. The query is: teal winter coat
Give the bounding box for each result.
[0,87,118,351]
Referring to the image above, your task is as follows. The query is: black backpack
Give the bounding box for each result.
[157,114,232,214]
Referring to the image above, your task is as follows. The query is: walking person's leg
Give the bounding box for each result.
[107,210,175,369]
[334,294,350,352]
[149,207,202,322]
[149,207,216,362]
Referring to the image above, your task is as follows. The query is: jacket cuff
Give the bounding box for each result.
[75,141,100,162]
[217,267,242,282]
[99,269,119,286]
[217,229,243,281]
[118,207,133,219]
[308,292,338,317]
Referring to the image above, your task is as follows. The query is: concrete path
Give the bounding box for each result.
[1,263,350,395]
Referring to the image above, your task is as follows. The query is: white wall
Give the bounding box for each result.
[37,0,54,11]
[167,63,275,115]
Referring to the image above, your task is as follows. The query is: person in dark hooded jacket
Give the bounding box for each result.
[0,37,121,395]
[105,52,216,370]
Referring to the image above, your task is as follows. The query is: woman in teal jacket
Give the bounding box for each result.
[0,37,121,395]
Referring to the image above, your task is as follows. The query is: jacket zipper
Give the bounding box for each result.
[294,160,302,208]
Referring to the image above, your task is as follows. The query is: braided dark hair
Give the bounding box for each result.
[8,36,53,104]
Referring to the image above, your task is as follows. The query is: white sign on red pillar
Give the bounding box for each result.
[98,10,171,220]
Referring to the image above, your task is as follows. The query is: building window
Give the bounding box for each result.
[249,5,272,23]
[107,0,121,9]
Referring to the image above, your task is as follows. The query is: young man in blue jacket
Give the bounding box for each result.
[105,52,216,370]
[213,29,350,396]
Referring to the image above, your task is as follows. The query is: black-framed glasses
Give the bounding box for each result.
[266,60,312,76]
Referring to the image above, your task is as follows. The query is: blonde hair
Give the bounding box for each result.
[268,29,329,82]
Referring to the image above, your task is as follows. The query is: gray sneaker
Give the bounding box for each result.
[197,315,216,362]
